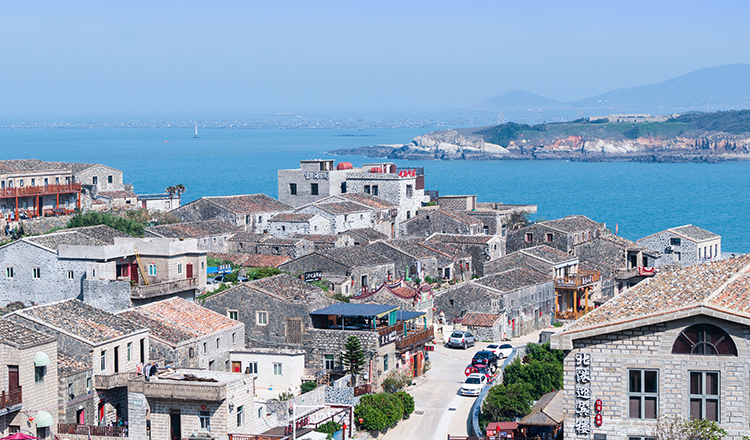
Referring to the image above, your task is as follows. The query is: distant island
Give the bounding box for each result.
[328,110,750,163]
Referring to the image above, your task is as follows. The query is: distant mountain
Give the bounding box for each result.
[466,64,750,118]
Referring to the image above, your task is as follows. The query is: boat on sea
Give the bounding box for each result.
[194,126,200,138]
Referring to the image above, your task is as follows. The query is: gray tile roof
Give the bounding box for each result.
[520,246,577,264]
[475,268,551,292]
[339,193,397,209]
[428,234,495,245]
[25,225,129,251]
[247,273,322,301]
[314,201,370,215]
[0,319,56,349]
[539,215,605,233]
[146,220,238,238]
[229,232,269,242]
[58,353,92,377]
[270,213,316,223]
[346,228,389,242]
[203,194,291,214]
[669,224,720,241]
[16,299,146,344]
[319,246,393,267]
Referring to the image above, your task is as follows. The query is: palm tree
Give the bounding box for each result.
[165,186,176,198]
[175,184,186,198]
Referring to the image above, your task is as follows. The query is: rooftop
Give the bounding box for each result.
[146,220,238,238]
[669,224,721,242]
[538,215,605,233]
[427,234,497,245]
[311,303,398,317]
[242,254,291,268]
[270,213,317,223]
[433,209,482,225]
[518,390,563,426]
[25,225,130,251]
[229,232,269,242]
[313,201,371,215]
[475,268,552,292]
[202,194,291,214]
[318,246,393,267]
[520,245,577,265]
[97,190,136,199]
[563,255,750,333]
[58,353,92,378]
[206,252,251,266]
[0,319,56,349]
[460,312,502,327]
[0,159,110,175]
[294,234,341,243]
[247,273,322,301]
[338,193,397,209]
[14,299,146,344]
[345,228,389,242]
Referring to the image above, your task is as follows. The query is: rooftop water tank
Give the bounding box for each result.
[370,167,383,173]
[337,162,354,170]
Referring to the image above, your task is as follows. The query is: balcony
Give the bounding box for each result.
[131,276,198,299]
[128,378,226,401]
[554,270,600,289]
[396,327,435,351]
[0,183,81,198]
[0,387,22,411]
[615,267,638,280]
[95,372,136,390]
[58,423,127,438]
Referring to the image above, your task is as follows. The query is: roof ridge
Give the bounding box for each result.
[702,260,750,305]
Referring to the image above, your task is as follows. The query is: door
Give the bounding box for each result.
[170,411,181,440]
[8,366,19,396]
[231,361,242,373]
[130,261,139,282]
[186,263,193,279]
[77,409,85,425]
[114,346,119,373]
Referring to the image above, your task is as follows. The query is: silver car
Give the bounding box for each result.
[448,331,476,349]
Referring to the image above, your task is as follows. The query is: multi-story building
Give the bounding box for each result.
[399,208,484,238]
[171,193,292,233]
[145,219,239,253]
[507,215,607,254]
[636,224,721,267]
[427,233,504,277]
[0,159,82,222]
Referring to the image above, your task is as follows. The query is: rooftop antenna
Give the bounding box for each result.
[194,125,200,139]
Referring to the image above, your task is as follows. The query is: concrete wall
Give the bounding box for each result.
[230,350,305,396]
[81,279,133,313]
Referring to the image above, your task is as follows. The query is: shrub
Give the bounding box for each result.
[355,393,404,431]
[331,292,350,303]
[248,267,282,279]
[394,391,414,417]
[67,211,144,237]
[316,420,341,435]
[274,391,294,401]
[380,371,412,393]
[354,402,388,431]
[301,381,317,394]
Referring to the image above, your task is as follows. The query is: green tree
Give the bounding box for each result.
[339,335,366,386]
[66,211,144,237]
[300,381,317,394]
[648,415,727,440]
[502,342,563,400]
[481,382,534,422]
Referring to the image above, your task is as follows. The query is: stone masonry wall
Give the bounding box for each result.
[58,368,97,425]
[81,279,132,313]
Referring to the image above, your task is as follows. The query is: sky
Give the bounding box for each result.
[1,0,749,122]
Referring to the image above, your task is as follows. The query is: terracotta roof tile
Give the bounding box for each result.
[58,353,92,377]
[461,312,502,327]
[0,319,56,349]
[146,220,238,238]
[132,297,242,340]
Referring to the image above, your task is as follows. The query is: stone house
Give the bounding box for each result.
[207,252,292,269]
[507,215,606,254]
[277,159,350,208]
[551,255,750,440]
[367,240,440,281]
[57,353,96,428]
[228,232,314,259]
[438,195,477,211]
[350,279,434,324]
[118,297,245,371]
[295,233,354,251]
[399,209,484,238]
[137,192,180,212]
[345,228,389,246]
[295,199,376,235]
[0,319,58,439]
[637,224,721,267]
[228,232,269,254]
[574,233,657,299]
[279,247,396,294]
[6,299,149,428]
[171,193,292,233]
[427,233,504,277]
[69,162,125,193]
[337,193,399,239]
[434,267,554,338]
[145,219,239,253]
[94,189,138,209]
[202,274,335,349]
[464,202,538,236]
[229,348,305,398]
[268,213,332,238]
[460,312,504,342]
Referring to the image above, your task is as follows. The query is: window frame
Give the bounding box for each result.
[257,311,268,326]
[100,350,106,371]
[199,410,211,432]
[237,405,244,427]
[628,369,658,419]
[6,266,13,278]
[324,355,335,370]
[228,310,239,320]
[32,267,41,279]
[289,183,297,195]
[310,183,319,196]
[273,363,283,376]
[148,263,157,277]
[689,370,720,422]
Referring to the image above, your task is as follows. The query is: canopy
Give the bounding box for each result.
[35,411,54,428]
[34,352,50,367]
[0,434,40,440]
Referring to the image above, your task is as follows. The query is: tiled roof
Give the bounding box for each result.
[207,252,251,266]
[339,193,397,209]
[382,239,435,259]
[295,234,340,243]
[16,299,146,343]
[58,353,92,377]
[122,297,241,345]
[475,267,552,292]
[25,225,129,251]
[520,246,577,264]
[354,280,419,300]
[243,254,291,268]
[314,201,371,215]
[564,255,750,333]
[428,234,496,245]
[270,213,316,223]
[241,273,323,302]
[346,228,389,242]
[419,241,470,259]
[0,319,55,349]
[461,312,502,327]
[598,233,638,249]
[229,232,269,242]
[435,209,482,225]
[539,215,604,233]
[0,160,112,174]
[146,219,238,238]
[319,246,393,267]
[119,310,197,345]
[519,390,563,426]
[205,194,291,214]
[669,225,720,242]
[261,237,307,246]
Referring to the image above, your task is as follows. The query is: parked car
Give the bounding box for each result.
[209,274,249,284]
[448,331,476,349]
[460,373,488,396]
[464,364,493,381]
[471,350,499,371]
[496,343,514,359]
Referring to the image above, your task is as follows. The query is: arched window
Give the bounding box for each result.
[672,323,737,355]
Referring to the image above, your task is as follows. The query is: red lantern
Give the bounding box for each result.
[595,413,603,426]
[594,399,603,412]
[201,404,206,410]
[342,423,347,431]
[358,418,364,424]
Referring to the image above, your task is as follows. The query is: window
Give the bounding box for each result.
[674,251,681,261]
[383,354,389,371]
[177,263,182,275]
[449,299,454,306]
[189,347,195,358]
[19,179,23,187]
[148,264,157,276]
[216,338,220,349]
[6,267,13,278]
[628,369,658,419]
[501,224,507,237]
[372,185,378,196]
[199,411,211,432]
[545,233,553,242]
[203,342,207,353]
[86,378,91,392]
[344,214,348,222]
[127,342,132,361]
[108,175,113,184]
[273,363,283,375]
[232,332,236,343]
[67,270,74,280]
[406,185,413,197]
[100,350,106,371]
[289,183,297,195]
[68,382,74,399]
[31,178,35,186]
[311,183,319,196]
[672,323,737,355]
[406,211,411,219]
[690,371,719,421]
[670,237,681,246]
[364,185,371,194]
[525,233,533,242]
[237,405,244,427]
[257,311,268,325]
[247,362,258,374]
[35,366,46,382]
[228,310,239,320]
[324,355,335,370]
[32,267,41,279]
[340,182,347,193]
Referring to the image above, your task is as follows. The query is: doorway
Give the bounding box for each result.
[114,346,119,373]
[232,361,242,373]
[76,408,85,425]
[170,411,181,440]
[186,263,193,279]
[8,365,19,397]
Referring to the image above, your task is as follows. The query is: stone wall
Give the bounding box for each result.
[434,282,504,322]
[279,255,393,293]
[58,369,97,425]
[20,215,73,235]
[637,232,720,267]
[81,279,132,313]
[268,216,332,238]
[400,211,481,238]
[467,319,504,342]
[367,242,439,280]
[173,199,242,227]
[75,165,124,192]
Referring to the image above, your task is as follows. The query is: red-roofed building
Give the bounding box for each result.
[460,312,504,341]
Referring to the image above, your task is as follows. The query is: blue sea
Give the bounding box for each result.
[2,127,749,252]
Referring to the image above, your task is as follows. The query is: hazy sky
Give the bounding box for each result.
[1,0,749,121]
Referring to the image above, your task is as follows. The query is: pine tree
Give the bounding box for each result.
[340,335,366,386]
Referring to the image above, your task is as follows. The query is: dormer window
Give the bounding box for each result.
[672,324,737,355]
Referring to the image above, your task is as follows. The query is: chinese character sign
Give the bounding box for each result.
[574,352,592,436]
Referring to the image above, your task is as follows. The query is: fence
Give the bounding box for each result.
[57,424,127,437]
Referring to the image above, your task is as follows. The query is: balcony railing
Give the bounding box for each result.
[396,327,435,351]
[128,378,226,401]
[0,183,81,198]
[0,387,21,409]
[615,267,638,279]
[94,372,137,390]
[131,276,198,299]
[58,423,127,438]
[554,270,601,289]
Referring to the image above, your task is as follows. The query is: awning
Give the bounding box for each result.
[35,411,54,428]
[34,352,50,367]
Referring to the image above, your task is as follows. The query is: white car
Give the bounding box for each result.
[460,373,488,396]
[486,343,514,359]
